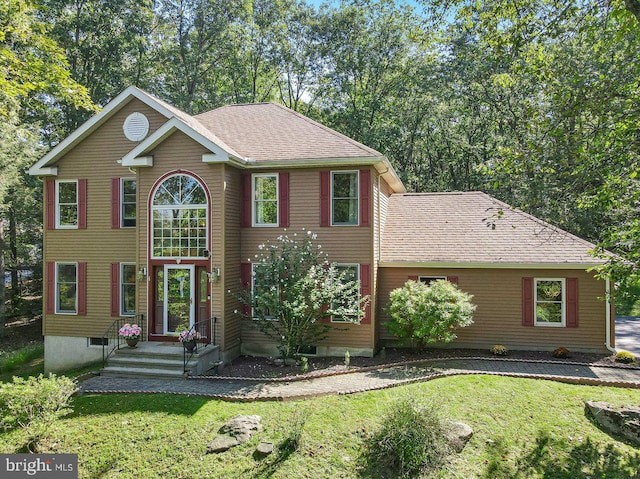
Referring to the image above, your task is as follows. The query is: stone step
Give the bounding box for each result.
[107,355,197,371]
[101,366,187,379]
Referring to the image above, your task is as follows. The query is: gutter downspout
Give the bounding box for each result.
[605,276,616,353]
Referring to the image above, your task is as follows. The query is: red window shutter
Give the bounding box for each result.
[448,276,459,285]
[320,171,330,227]
[78,262,87,315]
[408,275,418,281]
[241,174,251,227]
[240,262,252,317]
[279,172,289,228]
[566,278,579,328]
[111,178,121,229]
[359,169,371,227]
[78,179,87,229]
[522,277,534,327]
[46,179,55,229]
[46,262,55,314]
[111,263,120,317]
[360,264,371,324]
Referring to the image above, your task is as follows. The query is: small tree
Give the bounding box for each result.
[385,280,475,347]
[239,230,368,358]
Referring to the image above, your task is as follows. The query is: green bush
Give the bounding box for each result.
[615,351,636,364]
[385,280,476,347]
[361,397,452,478]
[0,374,77,451]
[490,345,508,356]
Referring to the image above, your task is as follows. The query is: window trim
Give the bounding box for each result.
[55,262,78,315]
[331,263,360,323]
[534,278,566,327]
[331,170,359,226]
[121,178,136,228]
[251,173,279,227]
[56,180,78,229]
[251,263,277,321]
[120,262,136,316]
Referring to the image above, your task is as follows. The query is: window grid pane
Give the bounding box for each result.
[56,263,77,313]
[332,172,358,225]
[332,265,359,322]
[253,175,278,225]
[122,179,136,227]
[535,280,564,324]
[58,182,78,226]
[121,264,136,315]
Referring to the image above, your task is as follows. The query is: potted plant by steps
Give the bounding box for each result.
[179,329,202,353]
[119,323,142,348]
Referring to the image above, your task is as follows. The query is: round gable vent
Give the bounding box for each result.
[123,112,150,142]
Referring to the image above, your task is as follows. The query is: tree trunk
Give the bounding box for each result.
[9,203,19,298]
[0,218,6,338]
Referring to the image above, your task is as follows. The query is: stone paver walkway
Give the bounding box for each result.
[79,358,640,401]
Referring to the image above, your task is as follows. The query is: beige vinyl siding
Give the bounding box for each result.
[43,99,167,337]
[240,167,375,352]
[378,267,609,352]
[372,175,392,348]
[223,165,242,353]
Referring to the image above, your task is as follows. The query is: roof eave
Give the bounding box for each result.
[378,261,605,270]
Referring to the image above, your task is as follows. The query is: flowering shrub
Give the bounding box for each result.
[385,280,475,347]
[552,347,570,359]
[615,351,636,364]
[178,329,201,343]
[490,344,508,356]
[239,229,368,358]
[118,323,141,339]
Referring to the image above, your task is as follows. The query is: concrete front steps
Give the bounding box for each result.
[101,341,221,379]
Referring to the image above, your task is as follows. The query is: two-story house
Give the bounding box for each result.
[29,87,616,372]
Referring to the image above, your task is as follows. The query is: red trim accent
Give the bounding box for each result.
[46,262,55,314]
[46,179,55,230]
[242,173,251,227]
[241,262,252,318]
[360,264,371,324]
[78,262,87,316]
[111,263,120,317]
[78,179,87,229]
[566,278,579,327]
[447,276,459,285]
[279,172,289,228]
[359,169,370,227]
[522,277,534,327]
[320,171,330,227]
[408,275,418,281]
[111,178,121,229]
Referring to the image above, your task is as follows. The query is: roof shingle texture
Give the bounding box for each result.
[381,192,602,265]
[195,103,382,161]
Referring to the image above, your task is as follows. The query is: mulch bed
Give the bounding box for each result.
[212,348,632,379]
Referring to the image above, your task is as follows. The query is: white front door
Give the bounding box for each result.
[163,264,195,335]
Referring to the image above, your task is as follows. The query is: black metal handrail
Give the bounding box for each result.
[102,315,145,368]
[183,317,217,373]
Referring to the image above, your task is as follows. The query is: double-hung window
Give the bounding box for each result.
[253,174,278,226]
[121,179,136,227]
[56,263,77,314]
[120,263,136,316]
[251,263,276,320]
[331,171,359,225]
[56,180,78,228]
[418,276,447,286]
[331,264,360,323]
[535,278,565,326]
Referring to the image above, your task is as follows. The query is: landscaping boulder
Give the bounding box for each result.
[207,415,262,453]
[585,401,640,446]
[446,421,474,452]
[255,441,274,457]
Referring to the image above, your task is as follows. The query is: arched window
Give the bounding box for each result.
[151,174,208,258]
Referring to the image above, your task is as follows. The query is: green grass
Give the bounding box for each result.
[1,375,639,478]
[0,344,44,376]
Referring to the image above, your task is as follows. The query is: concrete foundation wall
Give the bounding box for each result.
[44,336,105,372]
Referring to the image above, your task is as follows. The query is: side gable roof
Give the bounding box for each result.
[195,103,382,161]
[381,192,604,268]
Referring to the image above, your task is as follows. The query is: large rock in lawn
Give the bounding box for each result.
[585,401,640,446]
[446,421,474,452]
[207,415,262,453]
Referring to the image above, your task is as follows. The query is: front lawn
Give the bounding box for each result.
[1,375,638,478]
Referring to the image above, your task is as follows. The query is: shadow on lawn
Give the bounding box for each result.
[481,431,640,479]
[69,393,209,417]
